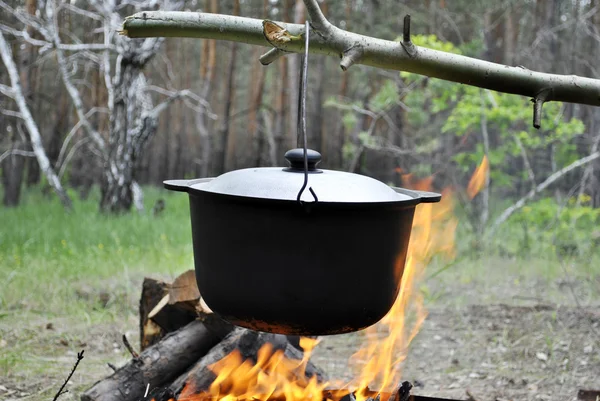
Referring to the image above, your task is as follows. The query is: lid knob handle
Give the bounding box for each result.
[284,148,322,172]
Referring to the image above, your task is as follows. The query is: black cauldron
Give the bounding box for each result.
[164,148,440,335]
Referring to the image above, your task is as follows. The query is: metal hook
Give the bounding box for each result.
[296,20,318,205]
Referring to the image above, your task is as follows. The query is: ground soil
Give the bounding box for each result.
[312,303,600,401]
[1,264,599,401]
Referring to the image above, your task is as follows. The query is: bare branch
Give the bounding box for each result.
[144,85,216,118]
[0,18,113,52]
[60,2,104,22]
[122,11,600,114]
[0,83,14,97]
[58,138,91,179]
[0,108,21,118]
[0,149,36,164]
[302,0,332,34]
[0,0,49,38]
[56,107,108,169]
[0,23,48,47]
[52,350,84,401]
[47,1,106,153]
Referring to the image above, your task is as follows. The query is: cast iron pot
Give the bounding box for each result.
[164,149,441,336]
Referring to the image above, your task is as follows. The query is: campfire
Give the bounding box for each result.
[82,162,487,401]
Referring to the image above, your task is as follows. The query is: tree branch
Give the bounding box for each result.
[303,0,332,34]
[0,83,14,97]
[52,350,84,401]
[47,1,107,154]
[122,10,600,124]
[0,108,22,119]
[0,149,36,164]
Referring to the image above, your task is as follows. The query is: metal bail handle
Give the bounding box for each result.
[295,20,318,204]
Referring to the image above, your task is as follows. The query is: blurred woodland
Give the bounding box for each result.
[1,0,600,229]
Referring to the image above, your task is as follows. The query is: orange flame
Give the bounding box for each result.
[466,156,489,200]
[171,158,494,401]
[346,175,457,401]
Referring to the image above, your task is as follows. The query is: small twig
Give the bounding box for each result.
[0,149,36,164]
[340,45,362,71]
[122,334,140,358]
[0,108,22,118]
[107,362,118,372]
[532,87,552,129]
[52,350,84,401]
[259,47,287,65]
[401,15,417,58]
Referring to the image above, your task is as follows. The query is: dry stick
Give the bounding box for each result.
[121,3,600,129]
[122,334,139,359]
[52,350,84,401]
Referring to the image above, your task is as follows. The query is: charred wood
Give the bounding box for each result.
[80,316,232,401]
[159,329,327,401]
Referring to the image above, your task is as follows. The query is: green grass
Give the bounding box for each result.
[0,186,192,311]
[0,186,195,385]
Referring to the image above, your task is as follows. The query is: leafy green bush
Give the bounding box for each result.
[507,196,600,258]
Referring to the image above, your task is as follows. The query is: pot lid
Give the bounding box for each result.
[191,148,414,203]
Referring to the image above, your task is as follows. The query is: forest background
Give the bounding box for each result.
[1,0,600,400]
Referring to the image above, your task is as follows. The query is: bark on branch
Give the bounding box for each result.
[121,7,600,127]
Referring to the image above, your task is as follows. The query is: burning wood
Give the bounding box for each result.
[153,330,326,401]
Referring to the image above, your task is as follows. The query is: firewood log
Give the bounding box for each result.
[155,328,327,401]
[81,315,232,401]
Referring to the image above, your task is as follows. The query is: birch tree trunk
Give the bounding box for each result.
[100,48,160,213]
[1,0,36,206]
[99,0,186,213]
[0,31,72,210]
